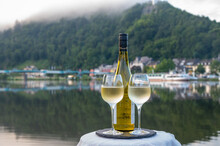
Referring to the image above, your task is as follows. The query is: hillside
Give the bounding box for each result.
[0,2,220,69]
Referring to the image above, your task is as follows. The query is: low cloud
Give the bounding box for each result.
[25,0,145,22]
[2,0,220,31]
[168,0,220,22]
[0,0,146,30]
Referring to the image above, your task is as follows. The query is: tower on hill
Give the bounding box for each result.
[152,0,158,5]
[151,0,168,5]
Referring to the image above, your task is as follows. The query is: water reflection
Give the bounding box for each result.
[0,80,101,93]
[1,80,220,97]
[150,82,220,102]
[1,80,219,102]
[0,126,77,146]
[188,131,220,146]
[0,80,219,145]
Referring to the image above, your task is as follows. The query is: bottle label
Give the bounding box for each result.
[114,86,135,131]
[117,87,131,124]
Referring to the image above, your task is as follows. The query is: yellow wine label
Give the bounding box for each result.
[117,87,131,123]
[114,86,135,131]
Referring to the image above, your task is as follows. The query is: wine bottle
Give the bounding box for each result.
[114,33,135,131]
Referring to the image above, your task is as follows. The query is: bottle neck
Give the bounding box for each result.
[118,47,129,62]
[119,33,128,58]
[116,47,131,85]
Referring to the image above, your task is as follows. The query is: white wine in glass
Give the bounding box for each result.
[101,86,124,105]
[128,74,151,135]
[128,86,151,105]
[101,74,124,135]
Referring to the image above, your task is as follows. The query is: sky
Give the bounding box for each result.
[0,0,220,30]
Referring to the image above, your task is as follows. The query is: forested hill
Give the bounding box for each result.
[0,2,220,70]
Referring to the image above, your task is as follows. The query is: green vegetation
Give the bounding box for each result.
[196,64,205,74]
[144,66,154,73]
[211,86,220,99]
[0,74,9,80]
[211,60,220,74]
[15,60,50,70]
[197,78,219,81]
[81,74,92,80]
[0,2,220,70]
[155,59,175,72]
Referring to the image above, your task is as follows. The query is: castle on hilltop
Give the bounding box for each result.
[152,0,158,5]
[151,0,167,5]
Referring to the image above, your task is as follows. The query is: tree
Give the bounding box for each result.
[196,64,205,74]
[143,66,155,73]
[155,59,175,73]
[210,60,220,75]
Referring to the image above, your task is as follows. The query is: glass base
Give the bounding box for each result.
[103,129,123,135]
[130,129,150,135]
[96,128,156,139]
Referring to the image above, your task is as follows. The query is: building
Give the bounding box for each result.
[152,0,158,5]
[173,58,212,74]
[198,59,212,74]
[129,56,160,72]
[184,59,200,73]
[148,61,160,69]
[23,66,46,78]
[89,69,94,77]
[98,64,113,73]
[130,56,153,71]
[24,65,38,71]
[151,0,167,5]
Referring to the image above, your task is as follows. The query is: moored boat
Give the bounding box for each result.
[147,72,196,81]
[147,73,165,81]
[164,73,191,81]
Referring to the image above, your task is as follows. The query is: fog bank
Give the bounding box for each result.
[0,0,147,31]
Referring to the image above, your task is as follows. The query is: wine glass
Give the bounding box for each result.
[101,74,124,135]
[128,73,151,135]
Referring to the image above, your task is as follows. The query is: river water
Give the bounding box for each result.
[0,80,220,146]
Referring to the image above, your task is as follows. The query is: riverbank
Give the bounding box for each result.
[197,78,219,81]
[0,74,94,81]
[0,74,219,82]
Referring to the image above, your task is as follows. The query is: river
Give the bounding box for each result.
[0,80,220,146]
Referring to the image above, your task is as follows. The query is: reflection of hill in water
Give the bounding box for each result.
[0,89,220,145]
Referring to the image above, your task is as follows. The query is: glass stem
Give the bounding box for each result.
[111,105,115,133]
[137,105,142,132]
